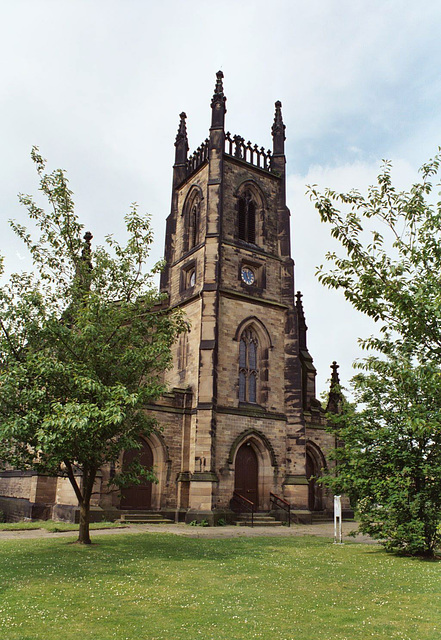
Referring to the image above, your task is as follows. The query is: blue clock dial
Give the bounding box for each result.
[241,266,255,285]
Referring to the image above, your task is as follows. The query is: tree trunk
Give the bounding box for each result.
[77,467,96,544]
[65,461,96,544]
[78,499,92,544]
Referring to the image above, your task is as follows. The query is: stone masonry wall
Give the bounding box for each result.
[212,411,287,510]
[222,157,281,255]
[217,295,286,412]
[165,297,201,399]
[0,473,33,500]
[167,163,209,306]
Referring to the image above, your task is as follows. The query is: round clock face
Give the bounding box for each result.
[241,266,255,285]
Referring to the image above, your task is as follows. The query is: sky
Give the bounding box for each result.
[1,0,441,396]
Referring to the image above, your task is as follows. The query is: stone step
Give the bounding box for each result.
[120,512,174,524]
[310,511,333,523]
[234,513,282,527]
[236,520,282,527]
[124,519,174,524]
[236,513,275,522]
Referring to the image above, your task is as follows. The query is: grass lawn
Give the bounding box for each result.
[0,532,439,640]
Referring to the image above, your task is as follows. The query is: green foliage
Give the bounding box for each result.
[188,519,209,527]
[309,152,441,359]
[0,148,186,542]
[326,356,441,556]
[309,151,441,556]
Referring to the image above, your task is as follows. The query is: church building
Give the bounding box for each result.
[0,72,341,524]
[114,71,340,524]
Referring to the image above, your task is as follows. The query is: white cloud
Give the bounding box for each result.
[0,0,440,396]
[288,156,420,393]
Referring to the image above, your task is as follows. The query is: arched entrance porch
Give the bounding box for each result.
[230,429,276,511]
[119,433,169,511]
[234,441,259,506]
[120,439,154,510]
[305,443,326,512]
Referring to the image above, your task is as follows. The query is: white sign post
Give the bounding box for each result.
[334,495,343,544]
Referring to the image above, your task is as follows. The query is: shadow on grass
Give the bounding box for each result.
[0,532,338,585]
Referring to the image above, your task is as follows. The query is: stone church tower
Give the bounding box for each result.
[149,71,336,523]
[0,72,339,524]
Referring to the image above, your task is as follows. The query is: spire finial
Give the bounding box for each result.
[174,112,189,166]
[327,361,343,414]
[215,70,224,92]
[211,71,225,105]
[296,291,307,349]
[272,100,286,155]
[210,70,227,130]
[175,112,188,146]
[330,361,340,385]
[296,291,306,324]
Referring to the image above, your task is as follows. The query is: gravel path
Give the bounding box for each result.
[0,521,375,543]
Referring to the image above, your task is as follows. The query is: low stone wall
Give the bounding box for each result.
[52,504,109,523]
[0,496,52,522]
[0,471,34,500]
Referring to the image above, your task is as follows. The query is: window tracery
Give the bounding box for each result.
[182,188,202,254]
[239,328,259,403]
[188,199,199,250]
[238,190,256,244]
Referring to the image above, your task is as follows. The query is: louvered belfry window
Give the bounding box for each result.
[238,191,256,244]
[239,329,258,403]
[188,199,199,250]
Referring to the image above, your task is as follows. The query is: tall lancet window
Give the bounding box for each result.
[238,191,256,244]
[183,190,201,254]
[188,200,199,250]
[239,328,258,403]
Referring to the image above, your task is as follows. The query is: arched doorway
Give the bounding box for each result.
[234,442,259,507]
[306,449,323,511]
[120,440,153,510]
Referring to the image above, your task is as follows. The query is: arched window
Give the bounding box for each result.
[306,443,326,512]
[238,190,256,244]
[188,200,199,250]
[239,328,258,403]
[182,188,202,254]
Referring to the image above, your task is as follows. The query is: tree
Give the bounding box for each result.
[0,148,186,544]
[325,353,441,556]
[309,151,441,556]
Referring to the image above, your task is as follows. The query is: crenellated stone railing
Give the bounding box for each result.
[186,139,209,175]
[185,132,274,177]
[224,132,273,172]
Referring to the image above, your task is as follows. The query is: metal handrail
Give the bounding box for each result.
[270,492,291,527]
[231,491,255,527]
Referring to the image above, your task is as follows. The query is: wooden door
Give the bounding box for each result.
[306,451,323,511]
[121,440,153,510]
[234,442,259,507]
